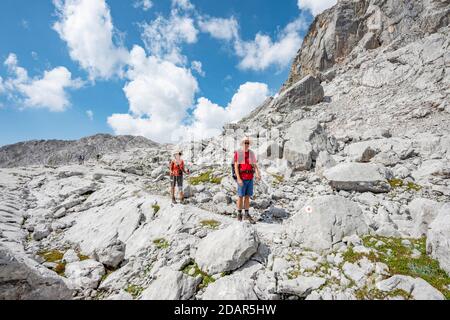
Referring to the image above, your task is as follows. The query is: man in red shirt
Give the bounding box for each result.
[234,137,261,223]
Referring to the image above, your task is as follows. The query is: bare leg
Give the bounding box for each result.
[244,196,250,210]
[179,191,184,202]
[237,197,244,210]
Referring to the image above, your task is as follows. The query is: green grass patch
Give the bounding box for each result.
[38,250,64,263]
[363,236,450,299]
[182,262,215,289]
[270,174,284,184]
[78,253,90,261]
[153,238,170,250]
[189,171,222,186]
[200,220,221,230]
[38,250,66,276]
[406,182,422,192]
[388,179,404,189]
[388,178,422,192]
[152,204,161,214]
[124,284,144,298]
[342,246,378,264]
[355,287,411,300]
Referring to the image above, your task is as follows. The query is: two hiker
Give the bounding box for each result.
[169,137,260,224]
[169,151,190,204]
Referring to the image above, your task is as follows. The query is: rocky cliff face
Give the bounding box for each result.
[1,0,449,301]
[283,0,450,89]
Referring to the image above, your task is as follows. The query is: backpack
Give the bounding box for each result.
[231,150,256,181]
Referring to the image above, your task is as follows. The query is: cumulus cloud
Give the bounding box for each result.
[53,0,129,80]
[297,0,337,16]
[186,82,269,140]
[140,9,198,65]
[108,46,199,142]
[1,53,81,112]
[199,16,239,41]
[234,18,308,71]
[133,0,153,11]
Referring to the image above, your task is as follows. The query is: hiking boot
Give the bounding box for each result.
[244,214,256,224]
[237,213,243,222]
[172,198,177,204]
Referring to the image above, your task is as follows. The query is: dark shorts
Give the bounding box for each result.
[172,175,183,189]
[237,179,254,197]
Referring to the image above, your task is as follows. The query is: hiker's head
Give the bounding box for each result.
[242,137,251,151]
[174,151,182,160]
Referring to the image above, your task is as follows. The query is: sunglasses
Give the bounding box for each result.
[244,142,250,145]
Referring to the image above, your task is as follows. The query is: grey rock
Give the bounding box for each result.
[202,275,258,300]
[275,75,324,110]
[324,163,392,193]
[0,245,72,300]
[408,199,442,238]
[376,275,445,300]
[195,223,259,275]
[277,276,326,297]
[285,195,368,252]
[141,269,200,300]
[427,204,450,274]
[64,260,105,290]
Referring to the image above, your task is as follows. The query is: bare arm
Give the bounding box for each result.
[254,163,261,180]
[235,161,242,182]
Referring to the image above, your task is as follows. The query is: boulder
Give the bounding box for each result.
[283,120,328,171]
[427,204,450,274]
[323,163,392,193]
[33,224,52,241]
[277,276,326,297]
[94,240,126,269]
[408,199,442,238]
[274,75,324,110]
[0,245,72,300]
[62,249,80,264]
[202,275,258,300]
[141,269,200,300]
[376,275,445,300]
[285,196,368,252]
[64,259,105,290]
[195,223,259,275]
[315,151,337,177]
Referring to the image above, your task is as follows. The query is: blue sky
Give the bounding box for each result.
[0,0,336,146]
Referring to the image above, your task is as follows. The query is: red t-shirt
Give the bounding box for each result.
[170,160,184,177]
[234,151,256,180]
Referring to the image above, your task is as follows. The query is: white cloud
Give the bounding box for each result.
[234,18,307,71]
[86,110,94,120]
[191,61,205,77]
[172,0,194,11]
[134,0,153,11]
[0,76,5,94]
[199,16,239,41]
[53,0,129,80]
[187,82,269,140]
[2,53,81,112]
[297,0,337,16]
[140,10,198,65]
[108,45,199,143]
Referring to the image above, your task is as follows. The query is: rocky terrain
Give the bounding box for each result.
[1,0,449,300]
